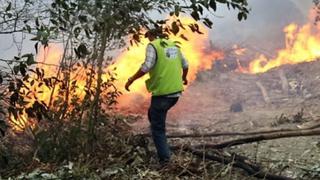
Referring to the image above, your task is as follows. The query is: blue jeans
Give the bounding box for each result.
[148,96,179,163]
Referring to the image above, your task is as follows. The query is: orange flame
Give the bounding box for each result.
[9,17,223,131]
[109,17,223,107]
[9,45,64,131]
[244,17,320,73]
[9,113,36,131]
[233,44,247,56]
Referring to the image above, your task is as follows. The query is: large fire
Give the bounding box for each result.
[12,11,320,131]
[9,45,64,131]
[242,19,320,73]
[9,17,223,131]
[109,17,223,107]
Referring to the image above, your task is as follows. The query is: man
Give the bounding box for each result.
[125,30,189,165]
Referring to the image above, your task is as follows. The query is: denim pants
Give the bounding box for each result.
[148,96,179,163]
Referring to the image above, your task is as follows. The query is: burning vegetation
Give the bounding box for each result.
[1,0,320,179]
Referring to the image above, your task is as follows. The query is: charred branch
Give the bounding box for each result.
[189,128,320,149]
[0,58,59,67]
[180,147,293,180]
[140,121,320,139]
[256,81,270,104]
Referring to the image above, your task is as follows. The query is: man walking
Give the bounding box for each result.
[125,30,189,165]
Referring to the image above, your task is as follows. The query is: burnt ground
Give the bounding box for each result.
[130,59,320,179]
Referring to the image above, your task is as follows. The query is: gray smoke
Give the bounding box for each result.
[211,0,313,52]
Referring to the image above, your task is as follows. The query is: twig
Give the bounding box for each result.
[180,147,293,180]
[0,58,59,67]
[188,128,320,149]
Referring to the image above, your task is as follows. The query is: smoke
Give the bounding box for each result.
[290,0,314,15]
[211,0,312,52]
[154,0,317,133]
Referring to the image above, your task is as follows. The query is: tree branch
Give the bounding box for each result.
[0,58,59,67]
[189,128,320,149]
[180,147,293,180]
[139,121,320,139]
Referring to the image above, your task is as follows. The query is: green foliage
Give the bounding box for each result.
[14,162,100,179]
[298,164,320,179]
[145,0,249,43]
[34,121,87,162]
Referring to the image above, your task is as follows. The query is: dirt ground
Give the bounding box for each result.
[130,59,320,179]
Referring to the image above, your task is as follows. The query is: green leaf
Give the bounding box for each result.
[209,0,217,11]
[243,13,248,20]
[26,54,35,65]
[84,29,91,38]
[35,17,40,27]
[77,44,89,56]
[25,24,32,33]
[13,65,20,75]
[216,0,227,3]
[74,48,80,58]
[50,19,58,26]
[7,13,12,18]
[198,5,203,15]
[238,12,243,21]
[5,2,11,11]
[35,42,38,54]
[203,18,213,28]
[20,63,27,76]
[180,34,188,41]
[30,80,35,86]
[191,11,200,21]
[171,21,180,35]
[30,36,39,41]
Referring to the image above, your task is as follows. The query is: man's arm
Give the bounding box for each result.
[125,70,146,91]
[125,44,156,91]
[181,53,189,85]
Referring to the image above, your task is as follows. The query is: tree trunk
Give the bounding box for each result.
[87,29,108,146]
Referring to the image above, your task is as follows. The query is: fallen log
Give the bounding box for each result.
[190,128,320,149]
[139,121,320,139]
[168,122,320,138]
[180,147,292,180]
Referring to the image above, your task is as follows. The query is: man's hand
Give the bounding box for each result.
[125,78,134,91]
[183,78,188,85]
[182,68,188,85]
